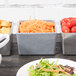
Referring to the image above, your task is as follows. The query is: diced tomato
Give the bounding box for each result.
[62,25,70,33]
[71,26,76,33]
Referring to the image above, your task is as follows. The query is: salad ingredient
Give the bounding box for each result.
[62,25,70,33]
[61,18,69,25]
[61,17,76,33]
[71,26,76,33]
[68,17,76,20]
[0,27,11,34]
[18,19,55,33]
[28,58,76,76]
[66,22,73,28]
[0,20,11,27]
[70,19,76,27]
[0,20,11,34]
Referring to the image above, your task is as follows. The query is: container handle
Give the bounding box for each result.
[0,34,10,48]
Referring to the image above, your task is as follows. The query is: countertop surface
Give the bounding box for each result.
[0,35,76,76]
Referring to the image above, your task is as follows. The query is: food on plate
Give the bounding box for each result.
[0,20,11,34]
[18,19,55,33]
[61,17,76,33]
[28,58,76,76]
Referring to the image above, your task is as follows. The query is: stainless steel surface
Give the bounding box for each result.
[17,33,57,55]
[17,20,57,55]
[0,40,11,55]
[62,33,76,55]
[59,20,76,55]
[0,22,12,55]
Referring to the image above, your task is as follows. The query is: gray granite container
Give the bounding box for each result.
[17,20,57,55]
[0,22,12,56]
[60,22,76,55]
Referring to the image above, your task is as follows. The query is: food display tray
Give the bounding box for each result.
[17,20,57,55]
[59,21,76,55]
[0,22,12,56]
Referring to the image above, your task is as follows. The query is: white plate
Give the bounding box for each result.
[16,58,76,76]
